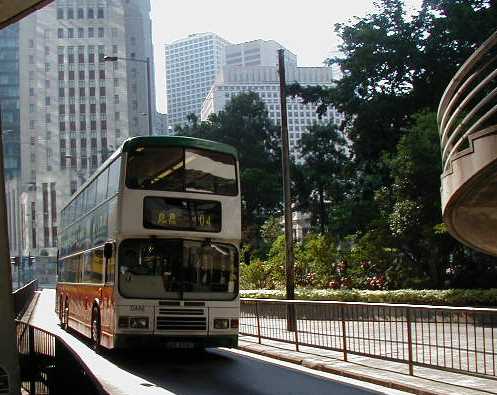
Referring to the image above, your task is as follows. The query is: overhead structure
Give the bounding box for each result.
[0,0,53,29]
[438,30,497,256]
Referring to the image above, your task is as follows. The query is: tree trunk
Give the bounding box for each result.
[319,185,326,234]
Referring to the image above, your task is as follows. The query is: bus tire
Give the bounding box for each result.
[91,306,101,352]
[58,295,64,324]
[63,298,69,331]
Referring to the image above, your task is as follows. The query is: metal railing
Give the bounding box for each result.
[16,320,107,394]
[13,279,38,318]
[240,299,497,379]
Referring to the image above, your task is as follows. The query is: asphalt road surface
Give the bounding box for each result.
[28,289,402,395]
[104,347,389,395]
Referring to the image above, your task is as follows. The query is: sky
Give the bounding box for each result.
[150,0,422,113]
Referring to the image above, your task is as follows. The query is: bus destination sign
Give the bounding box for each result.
[143,197,221,232]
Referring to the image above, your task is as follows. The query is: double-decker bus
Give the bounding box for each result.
[56,136,241,349]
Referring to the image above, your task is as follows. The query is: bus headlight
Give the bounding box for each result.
[129,317,149,329]
[214,318,229,329]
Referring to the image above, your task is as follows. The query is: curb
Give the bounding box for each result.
[238,343,440,395]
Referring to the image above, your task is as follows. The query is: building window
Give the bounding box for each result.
[112,45,117,54]
[52,227,58,247]
[97,7,104,18]
[77,8,84,19]
[98,27,104,38]
[45,96,50,105]
[113,95,119,104]
[31,202,37,249]
[57,28,64,39]
[78,28,84,38]
[88,27,94,38]
[87,8,94,19]
[67,8,74,19]
[57,8,64,19]
[29,88,34,96]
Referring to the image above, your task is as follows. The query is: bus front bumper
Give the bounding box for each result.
[114,334,238,349]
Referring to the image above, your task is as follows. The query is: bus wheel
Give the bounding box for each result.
[91,306,101,352]
[58,296,64,324]
[63,298,69,331]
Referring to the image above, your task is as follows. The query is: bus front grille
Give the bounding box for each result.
[156,316,207,331]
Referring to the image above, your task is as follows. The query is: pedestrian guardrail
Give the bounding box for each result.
[13,279,38,318]
[16,320,107,394]
[240,299,497,379]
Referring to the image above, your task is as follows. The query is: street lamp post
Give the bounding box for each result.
[104,56,153,137]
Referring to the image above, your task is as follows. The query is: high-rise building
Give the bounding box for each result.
[17,0,154,259]
[0,23,21,179]
[154,112,169,135]
[225,39,297,67]
[165,33,230,128]
[201,65,343,159]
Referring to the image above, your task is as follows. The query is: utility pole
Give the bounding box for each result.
[0,106,21,394]
[278,50,296,331]
[145,57,153,137]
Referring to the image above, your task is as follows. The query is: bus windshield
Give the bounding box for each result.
[125,146,237,196]
[118,239,238,300]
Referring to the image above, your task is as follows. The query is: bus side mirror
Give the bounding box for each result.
[104,242,113,259]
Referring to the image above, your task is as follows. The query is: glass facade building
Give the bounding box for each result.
[0,23,20,178]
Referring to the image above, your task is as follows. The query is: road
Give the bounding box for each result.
[26,289,403,395]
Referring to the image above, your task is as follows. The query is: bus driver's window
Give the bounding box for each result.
[121,249,138,274]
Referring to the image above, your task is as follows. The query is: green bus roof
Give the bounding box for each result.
[122,136,238,159]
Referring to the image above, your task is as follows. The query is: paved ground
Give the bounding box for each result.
[238,335,497,395]
[22,289,405,395]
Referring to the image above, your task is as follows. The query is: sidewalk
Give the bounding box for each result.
[238,336,497,395]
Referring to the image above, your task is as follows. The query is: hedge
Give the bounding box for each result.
[240,288,497,307]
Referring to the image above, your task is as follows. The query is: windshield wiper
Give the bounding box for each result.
[203,238,229,255]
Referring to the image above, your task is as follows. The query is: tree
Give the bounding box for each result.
[177,92,282,248]
[294,122,350,234]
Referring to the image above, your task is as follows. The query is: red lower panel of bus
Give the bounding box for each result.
[56,283,115,348]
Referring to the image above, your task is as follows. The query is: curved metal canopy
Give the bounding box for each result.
[0,0,53,29]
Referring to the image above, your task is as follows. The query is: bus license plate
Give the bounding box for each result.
[163,341,194,349]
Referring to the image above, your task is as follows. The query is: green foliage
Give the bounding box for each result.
[293,123,351,234]
[240,260,275,290]
[241,288,497,307]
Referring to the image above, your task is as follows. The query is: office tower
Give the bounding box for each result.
[0,23,21,178]
[154,112,169,135]
[17,0,154,259]
[225,39,297,67]
[201,65,343,160]
[165,33,230,128]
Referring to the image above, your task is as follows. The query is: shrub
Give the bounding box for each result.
[240,288,497,307]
